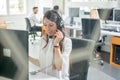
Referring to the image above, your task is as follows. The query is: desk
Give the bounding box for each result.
[101,30,120,37]
[65,25,120,38]
[5,21,14,29]
[29,72,59,80]
[0,23,7,29]
[102,23,120,27]
[101,30,120,52]
[29,62,59,80]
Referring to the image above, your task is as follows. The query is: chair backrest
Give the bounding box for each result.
[25,18,31,31]
[70,38,95,79]
[70,38,95,63]
[81,18,100,42]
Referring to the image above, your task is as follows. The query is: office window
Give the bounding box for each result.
[0,0,26,15]
[0,0,7,15]
[9,0,26,15]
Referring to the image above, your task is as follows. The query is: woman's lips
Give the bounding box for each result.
[47,31,52,34]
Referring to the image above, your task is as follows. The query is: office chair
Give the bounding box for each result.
[70,38,96,80]
[25,18,41,41]
[82,18,104,65]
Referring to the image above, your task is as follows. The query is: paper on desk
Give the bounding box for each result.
[29,61,40,72]
[29,72,59,80]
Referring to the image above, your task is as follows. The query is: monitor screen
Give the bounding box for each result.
[0,29,28,79]
[81,18,100,39]
[114,9,120,21]
[69,8,79,17]
[43,7,51,14]
[98,8,113,20]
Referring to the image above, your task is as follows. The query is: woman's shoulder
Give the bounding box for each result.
[64,37,72,44]
[37,37,46,44]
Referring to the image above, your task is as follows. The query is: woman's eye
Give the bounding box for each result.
[49,23,54,27]
[49,24,53,27]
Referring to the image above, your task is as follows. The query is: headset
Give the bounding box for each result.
[53,11,64,31]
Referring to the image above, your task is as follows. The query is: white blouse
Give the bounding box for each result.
[28,13,41,26]
[38,37,72,80]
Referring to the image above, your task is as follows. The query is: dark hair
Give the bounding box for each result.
[43,10,64,31]
[43,10,65,52]
[53,5,59,10]
[33,7,38,10]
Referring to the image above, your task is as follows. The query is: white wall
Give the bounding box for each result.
[38,0,53,17]
[117,0,120,8]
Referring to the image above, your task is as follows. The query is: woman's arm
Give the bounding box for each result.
[53,30,64,71]
[54,38,72,73]
[54,46,62,71]
[29,56,40,67]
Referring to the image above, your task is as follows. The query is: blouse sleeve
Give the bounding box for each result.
[61,37,72,80]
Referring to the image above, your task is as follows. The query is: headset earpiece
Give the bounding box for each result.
[53,11,63,31]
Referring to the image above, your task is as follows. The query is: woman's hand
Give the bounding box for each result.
[29,56,40,67]
[53,30,64,46]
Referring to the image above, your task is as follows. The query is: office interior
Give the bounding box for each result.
[0,0,120,80]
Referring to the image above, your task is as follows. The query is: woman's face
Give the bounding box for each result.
[43,17,57,36]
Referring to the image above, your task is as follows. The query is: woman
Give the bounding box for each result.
[90,9,99,19]
[29,10,72,80]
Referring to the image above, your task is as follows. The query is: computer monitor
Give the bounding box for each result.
[69,8,80,17]
[0,29,28,79]
[43,7,51,14]
[69,8,80,26]
[81,18,100,39]
[114,9,120,21]
[98,8,113,20]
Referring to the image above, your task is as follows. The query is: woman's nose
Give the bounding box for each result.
[45,26,50,30]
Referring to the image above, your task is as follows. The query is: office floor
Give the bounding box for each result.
[87,62,120,80]
[87,59,120,80]
[29,37,120,80]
